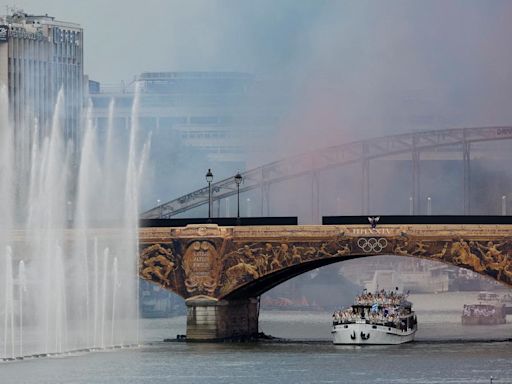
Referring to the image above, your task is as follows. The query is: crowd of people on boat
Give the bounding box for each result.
[354,289,406,306]
[332,308,404,327]
[332,289,411,328]
[463,305,498,318]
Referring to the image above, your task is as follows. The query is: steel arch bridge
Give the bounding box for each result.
[142,126,512,220]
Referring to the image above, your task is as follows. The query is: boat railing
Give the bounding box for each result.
[333,318,405,328]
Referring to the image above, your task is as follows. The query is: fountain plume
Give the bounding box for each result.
[0,83,146,359]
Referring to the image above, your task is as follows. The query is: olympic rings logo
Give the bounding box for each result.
[357,237,388,253]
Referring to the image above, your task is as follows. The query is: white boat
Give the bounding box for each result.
[332,290,417,345]
[477,291,500,302]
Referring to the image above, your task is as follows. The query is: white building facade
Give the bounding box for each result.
[0,11,84,172]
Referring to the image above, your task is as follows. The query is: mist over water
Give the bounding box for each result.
[0,86,147,359]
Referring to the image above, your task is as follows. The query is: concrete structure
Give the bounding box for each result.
[186,297,259,340]
[138,220,512,340]
[0,10,83,170]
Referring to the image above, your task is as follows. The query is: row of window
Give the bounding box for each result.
[182,131,228,139]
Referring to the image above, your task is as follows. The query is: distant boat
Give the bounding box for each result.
[500,294,512,315]
[501,293,512,304]
[332,290,417,345]
[461,303,506,325]
[477,291,500,302]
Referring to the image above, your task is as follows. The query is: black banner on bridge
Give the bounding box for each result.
[322,215,512,225]
[140,217,298,228]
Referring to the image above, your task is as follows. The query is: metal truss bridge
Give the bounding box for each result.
[141,126,512,220]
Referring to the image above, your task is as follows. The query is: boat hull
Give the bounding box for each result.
[332,322,416,345]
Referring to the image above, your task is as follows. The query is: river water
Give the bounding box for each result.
[1,292,511,383]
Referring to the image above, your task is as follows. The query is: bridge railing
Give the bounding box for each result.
[141,126,512,219]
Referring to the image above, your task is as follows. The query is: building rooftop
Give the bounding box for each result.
[138,72,252,82]
[0,9,81,28]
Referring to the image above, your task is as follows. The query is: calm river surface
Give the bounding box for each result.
[1,292,511,384]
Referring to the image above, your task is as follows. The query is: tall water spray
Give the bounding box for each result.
[0,85,147,359]
[3,247,15,359]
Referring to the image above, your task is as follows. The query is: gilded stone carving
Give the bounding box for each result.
[316,243,334,257]
[450,239,485,273]
[183,240,220,295]
[222,261,260,294]
[431,242,449,259]
[291,245,302,263]
[138,224,512,300]
[411,240,428,256]
[139,244,175,287]
[335,243,351,256]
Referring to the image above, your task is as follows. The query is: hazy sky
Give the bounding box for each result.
[1,0,328,83]
[3,1,512,149]
[3,0,511,215]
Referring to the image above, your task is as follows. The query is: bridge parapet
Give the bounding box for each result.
[139,224,512,299]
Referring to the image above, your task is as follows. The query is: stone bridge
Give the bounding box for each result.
[139,221,512,340]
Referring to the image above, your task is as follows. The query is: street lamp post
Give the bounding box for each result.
[206,168,213,222]
[234,171,243,225]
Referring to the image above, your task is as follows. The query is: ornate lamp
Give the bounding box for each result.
[234,171,243,225]
[206,168,213,222]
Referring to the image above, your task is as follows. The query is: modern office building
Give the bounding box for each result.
[89,71,281,207]
[0,10,84,170]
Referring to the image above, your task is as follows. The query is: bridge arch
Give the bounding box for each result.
[216,236,512,301]
[139,223,512,340]
[142,126,512,219]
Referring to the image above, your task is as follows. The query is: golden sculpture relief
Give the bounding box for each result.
[450,238,485,273]
[221,261,260,295]
[431,242,449,259]
[476,241,509,280]
[411,240,428,256]
[335,243,351,256]
[393,241,410,256]
[183,240,220,295]
[138,225,512,300]
[139,244,175,287]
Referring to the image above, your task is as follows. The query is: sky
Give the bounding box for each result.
[3,0,512,192]
[1,0,328,83]
[3,1,511,132]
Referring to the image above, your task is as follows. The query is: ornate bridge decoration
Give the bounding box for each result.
[139,223,512,340]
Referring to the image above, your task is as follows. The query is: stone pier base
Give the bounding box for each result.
[186,297,259,341]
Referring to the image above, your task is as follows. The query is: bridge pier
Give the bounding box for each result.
[186,297,259,341]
